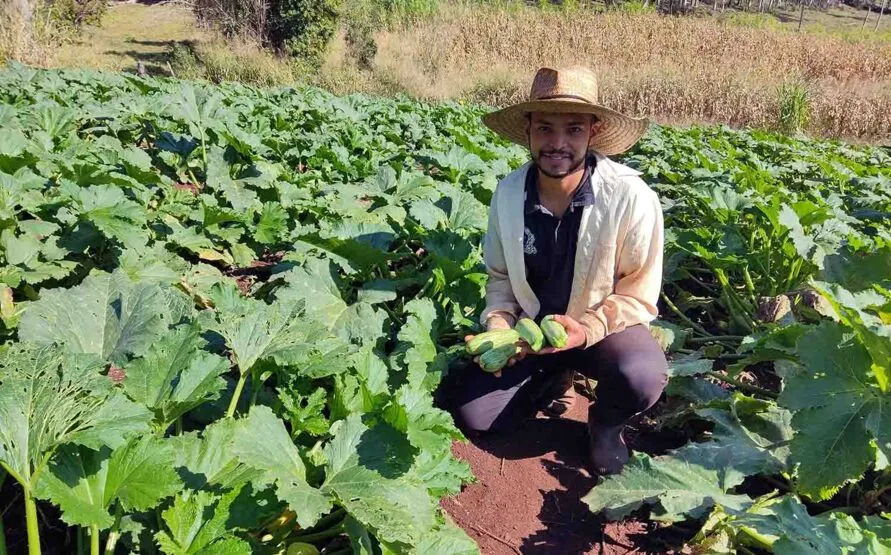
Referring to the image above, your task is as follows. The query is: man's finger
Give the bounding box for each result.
[551,314,574,328]
[464,335,474,343]
[494,370,502,378]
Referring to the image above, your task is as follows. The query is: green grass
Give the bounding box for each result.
[52,3,202,74]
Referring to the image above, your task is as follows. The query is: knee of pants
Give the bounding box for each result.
[615,358,668,414]
[456,399,498,433]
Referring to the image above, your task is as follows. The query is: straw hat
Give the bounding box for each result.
[482,67,648,156]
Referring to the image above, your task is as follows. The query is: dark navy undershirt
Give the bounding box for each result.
[523,155,596,320]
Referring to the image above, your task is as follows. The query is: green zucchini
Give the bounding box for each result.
[515,317,544,352]
[541,315,568,349]
[466,329,520,355]
[479,343,521,373]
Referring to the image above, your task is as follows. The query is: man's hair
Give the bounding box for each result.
[524,112,600,124]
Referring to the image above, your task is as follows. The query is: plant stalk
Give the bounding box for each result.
[0,510,7,555]
[705,371,777,399]
[226,372,249,418]
[24,489,41,555]
[250,369,261,408]
[0,471,6,555]
[104,503,123,555]
[687,335,745,344]
[290,523,345,543]
[661,291,712,337]
[90,525,99,555]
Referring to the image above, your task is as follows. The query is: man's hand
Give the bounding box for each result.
[538,314,586,354]
[464,316,525,378]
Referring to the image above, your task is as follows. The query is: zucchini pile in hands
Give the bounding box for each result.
[466,316,568,373]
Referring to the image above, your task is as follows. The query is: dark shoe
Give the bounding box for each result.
[588,422,629,475]
[539,369,576,417]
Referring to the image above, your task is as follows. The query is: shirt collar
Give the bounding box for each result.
[524,154,596,215]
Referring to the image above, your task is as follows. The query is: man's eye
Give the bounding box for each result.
[570,127,582,134]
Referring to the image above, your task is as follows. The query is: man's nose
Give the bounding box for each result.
[548,132,570,150]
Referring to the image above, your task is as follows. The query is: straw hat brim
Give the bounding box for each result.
[482,97,648,156]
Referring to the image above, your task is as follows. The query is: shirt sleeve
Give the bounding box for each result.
[577,185,664,348]
[480,188,522,328]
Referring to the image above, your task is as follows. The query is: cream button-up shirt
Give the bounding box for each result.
[480,151,665,349]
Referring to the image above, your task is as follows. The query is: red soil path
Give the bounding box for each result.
[441,395,687,555]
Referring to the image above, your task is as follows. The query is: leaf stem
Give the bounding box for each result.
[661,291,712,337]
[302,508,346,534]
[226,372,249,418]
[0,506,7,555]
[104,503,123,555]
[250,369,261,409]
[0,461,26,490]
[687,335,745,344]
[705,371,777,399]
[290,523,344,543]
[24,488,41,555]
[90,525,99,555]
[743,266,758,306]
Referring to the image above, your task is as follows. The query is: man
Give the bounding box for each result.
[454,67,668,475]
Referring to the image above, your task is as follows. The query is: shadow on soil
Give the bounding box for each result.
[103,39,196,77]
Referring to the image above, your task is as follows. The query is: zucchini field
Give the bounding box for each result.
[0,63,890,555]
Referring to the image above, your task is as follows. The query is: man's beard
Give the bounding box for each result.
[532,149,587,179]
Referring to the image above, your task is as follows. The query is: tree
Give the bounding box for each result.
[875,0,888,32]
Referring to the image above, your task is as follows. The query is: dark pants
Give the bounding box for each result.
[452,324,668,432]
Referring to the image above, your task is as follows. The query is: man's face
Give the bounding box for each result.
[526,112,599,179]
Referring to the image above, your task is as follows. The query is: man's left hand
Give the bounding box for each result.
[538,314,587,354]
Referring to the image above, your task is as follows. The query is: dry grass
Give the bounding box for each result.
[322,5,891,140]
[0,5,59,66]
[12,1,891,140]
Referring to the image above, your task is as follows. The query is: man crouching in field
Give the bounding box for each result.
[454,67,668,475]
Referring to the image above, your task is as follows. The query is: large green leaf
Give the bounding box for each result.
[384,385,471,498]
[231,406,331,527]
[683,397,791,492]
[0,343,151,490]
[321,413,437,547]
[393,298,446,391]
[277,257,387,346]
[74,184,149,249]
[814,281,891,394]
[729,495,891,553]
[169,418,263,492]
[34,437,182,529]
[155,489,251,555]
[207,284,321,373]
[19,270,173,363]
[779,322,888,500]
[206,146,259,213]
[413,517,479,555]
[582,452,752,522]
[122,322,229,429]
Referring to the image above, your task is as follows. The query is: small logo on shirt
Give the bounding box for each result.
[523,227,537,255]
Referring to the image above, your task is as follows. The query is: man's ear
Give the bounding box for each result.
[590,117,603,137]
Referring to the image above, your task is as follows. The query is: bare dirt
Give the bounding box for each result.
[441,392,692,555]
